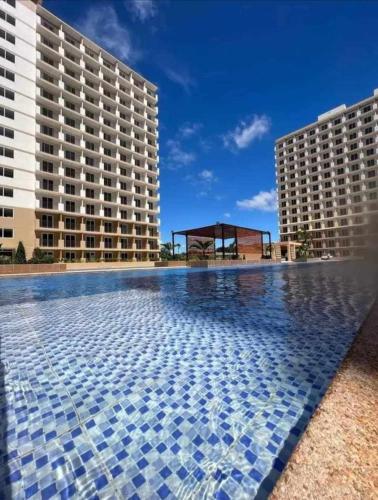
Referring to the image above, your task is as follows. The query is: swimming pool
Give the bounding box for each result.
[0,262,375,499]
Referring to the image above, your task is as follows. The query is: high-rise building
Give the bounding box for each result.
[0,0,160,262]
[275,90,378,257]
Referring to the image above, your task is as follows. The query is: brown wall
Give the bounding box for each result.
[0,207,36,259]
[155,261,185,267]
[0,263,66,275]
[66,261,156,271]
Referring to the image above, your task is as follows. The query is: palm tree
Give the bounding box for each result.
[189,239,214,259]
[296,228,312,259]
[160,242,181,260]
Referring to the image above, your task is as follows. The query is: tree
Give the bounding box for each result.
[14,241,27,264]
[160,242,181,260]
[296,228,312,259]
[189,239,214,259]
[29,248,55,264]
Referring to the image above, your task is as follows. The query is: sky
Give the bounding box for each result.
[45,0,378,243]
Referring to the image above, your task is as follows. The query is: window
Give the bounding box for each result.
[103,192,112,202]
[0,228,13,237]
[86,236,95,248]
[65,133,75,144]
[86,204,94,215]
[0,66,14,81]
[41,89,54,101]
[104,222,113,233]
[41,214,53,228]
[42,161,53,173]
[41,143,54,155]
[65,234,76,247]
[0,28,15,44]
[65,117,76,128]
[0,106,13,119]
[0,47,15,63]
[41,197,53,209]
[65,150,75,161]
[104,207,112,217]
[65,167,75,178]
[65,201,75,212]
[85,189,94,198]
[65,184,75,195]
[41,234,54,247]
[42,125,53,137]
[85,220,95,231]
[0,206,12,217]
[65,101,76,111]
[42,179,53,191]
[42,107,53,118]
[0,9,15,26]
[0,146,13,158]
[0,86,14,100]
[0,166,13,177]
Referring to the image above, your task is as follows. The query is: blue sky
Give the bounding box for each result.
[45,0,378,243]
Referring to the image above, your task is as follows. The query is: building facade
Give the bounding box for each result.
[0,0,160,262]
[276,90,378,257]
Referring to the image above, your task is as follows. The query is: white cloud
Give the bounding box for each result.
[80,6,139,63]
[224,212,231,218]
[237,189,277,212]
[179,122,202,139]
[164,67,196,93]
[165,139,195,168]
[198,169,214,181]
[125,0,157,22]
[224,115,270,150]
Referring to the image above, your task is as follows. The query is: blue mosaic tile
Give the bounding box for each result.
[0,262,375,498]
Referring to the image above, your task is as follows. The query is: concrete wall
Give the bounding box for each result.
[154,261,185,267]
[66,261,156,271]
[0,263,66,274]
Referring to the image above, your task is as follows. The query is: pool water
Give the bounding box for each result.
[0,262,375,499]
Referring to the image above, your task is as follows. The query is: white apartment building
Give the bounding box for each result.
[276,90,378,257]
[0,0,160,262]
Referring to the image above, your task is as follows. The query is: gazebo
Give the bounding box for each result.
[172,222,271,260]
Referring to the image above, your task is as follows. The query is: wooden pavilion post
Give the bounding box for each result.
[235,226,239,259]
[221,224,225,259]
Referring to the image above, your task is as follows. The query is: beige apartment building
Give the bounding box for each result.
[276,90,378,257]
[0,0,160,262]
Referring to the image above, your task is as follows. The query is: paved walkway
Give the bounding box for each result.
[271,299,378,500]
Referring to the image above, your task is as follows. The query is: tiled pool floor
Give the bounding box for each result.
[0,262,375,499]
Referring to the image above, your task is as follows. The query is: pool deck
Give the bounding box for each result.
[271,298,378,500]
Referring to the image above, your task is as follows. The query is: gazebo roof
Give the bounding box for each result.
[173,222,269,240]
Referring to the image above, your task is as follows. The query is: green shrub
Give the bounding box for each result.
[14,241,27,264]
[28,248,55,264]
